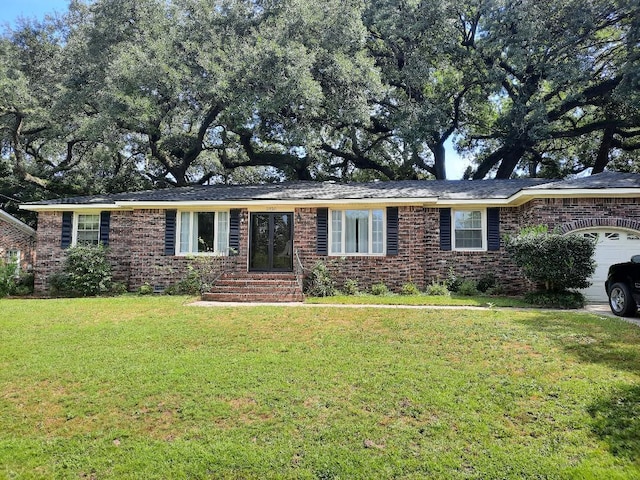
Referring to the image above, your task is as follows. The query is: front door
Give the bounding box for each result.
[249,212,293,272]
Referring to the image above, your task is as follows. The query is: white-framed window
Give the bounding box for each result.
[453,209,486,250]
[74,213,101,246]
[329,209,385,255]
[6,249,20,274]
[177,211,229,255]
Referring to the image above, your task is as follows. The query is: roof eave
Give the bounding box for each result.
[0,210,36,236]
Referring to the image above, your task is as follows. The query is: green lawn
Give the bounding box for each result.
[305,294,531,307]
[1,297,639,479]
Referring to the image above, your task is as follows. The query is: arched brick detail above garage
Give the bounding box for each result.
[559,218,640,235]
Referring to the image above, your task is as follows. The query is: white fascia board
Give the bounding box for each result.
[114,197,440,209]
[509,188,640,205]
[20,203,120,212]
[0,210,36,236]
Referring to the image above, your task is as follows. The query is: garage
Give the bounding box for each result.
[577,229,640,302]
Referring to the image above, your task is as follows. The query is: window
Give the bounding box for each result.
[75,214,100,245]
[330,209,384,255]
[6,250,20,274]
[177,211,229,255]
[453,210,485,250]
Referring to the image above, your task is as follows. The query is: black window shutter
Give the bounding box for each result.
[100,211,111,246]
[487,207,500,251]
[229,209,240,256]
[61,211,73,249]
[386,207,399,256]
[317,208,328,255]
[439,208,452,251]
[164,210,177,255]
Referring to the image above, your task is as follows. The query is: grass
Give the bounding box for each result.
[1,296,639,479]
[305,293,532,307]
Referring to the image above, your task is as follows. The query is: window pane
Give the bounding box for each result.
[179,212,191,253]
[331,210,342,253]
[455,229,483,249]
[454,211,483,249]
[372,210,384,254]
[217,211,229,254]
[345,210,369,253]
[196,212,215,252]
[454,211,481,229]
[77,214,100,245]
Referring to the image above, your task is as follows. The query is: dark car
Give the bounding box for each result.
[605,255,640,317]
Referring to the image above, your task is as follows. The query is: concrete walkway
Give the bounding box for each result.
[190,300,640,327]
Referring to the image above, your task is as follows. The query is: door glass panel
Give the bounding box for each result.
[273,214,292,270]
[250,213,293,271]
[250,214,270,270]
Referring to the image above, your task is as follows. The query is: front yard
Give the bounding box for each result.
[1,296,639,479]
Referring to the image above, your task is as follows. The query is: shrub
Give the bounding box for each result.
[50,244,113,297]
[424,281,450,296]
[485,284,506,296]
[174,266,202,295]
[342,279,359,296]
[505,225,596,293]
[476,274,496,293]
[445,267,461,293]
[0,261,17,298]
[457,280,479,296]
[304,262,337,297]
[524,291,586,309]
[11,272,34,296]
[370,282,390,296]
[110,282,128,295]
[401,282,421,295]
[139,283,154,295]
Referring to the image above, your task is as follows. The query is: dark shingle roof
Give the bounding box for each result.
[24,171,640,206]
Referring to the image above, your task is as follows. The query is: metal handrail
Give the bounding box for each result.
[294,248,306,291]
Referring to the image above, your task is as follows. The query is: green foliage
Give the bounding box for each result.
[370,282,390,296]
[505,227,596,293]
[476,273,497,293]
[49,244,113,297]
[342,279,360,296]
[10,272,34,296]
[401,282,421,295]
[3,0,638,196]
[445,267,462,293]
[457,280,480,296]
[0,261,17,298]
[424,281,451,296]
[523,291,586,309]
[139,283,154,295]
[172,267,203,296]
[304,262,337,297]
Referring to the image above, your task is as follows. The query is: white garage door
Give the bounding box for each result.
[577,229,640,302]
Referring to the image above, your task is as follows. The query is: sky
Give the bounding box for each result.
[0,0,472,179]
[0,0,70,26]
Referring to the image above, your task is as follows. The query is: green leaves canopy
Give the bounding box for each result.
[1,0,639,200]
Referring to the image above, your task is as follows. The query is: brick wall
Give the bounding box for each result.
[0,218,35,274]
[32,197,640,296]
[294,206,429,291]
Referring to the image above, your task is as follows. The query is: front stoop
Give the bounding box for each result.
[202,272,305,303]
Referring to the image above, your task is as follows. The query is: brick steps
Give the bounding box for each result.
[202,272,304,303]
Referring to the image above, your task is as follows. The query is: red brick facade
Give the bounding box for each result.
[32,197,640,295]
[0,213,35,274]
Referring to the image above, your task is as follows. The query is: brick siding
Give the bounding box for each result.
[32,197,640,296]
[0,218,35,274]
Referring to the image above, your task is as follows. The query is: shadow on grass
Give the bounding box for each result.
[588,384,640,461]
[516,313,640,375]
[517,313,640,459]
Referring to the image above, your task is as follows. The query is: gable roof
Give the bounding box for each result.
[20,171,640,211]
[0,209,36,236]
